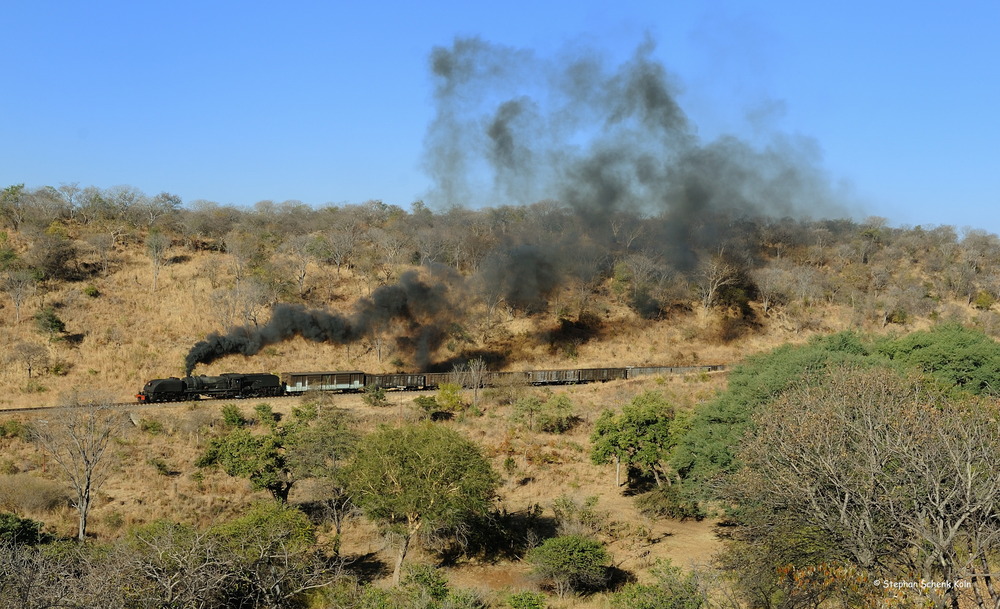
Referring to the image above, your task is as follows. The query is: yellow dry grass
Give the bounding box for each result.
[0,237,988,604]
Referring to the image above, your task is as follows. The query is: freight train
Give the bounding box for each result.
[136,365,725,403]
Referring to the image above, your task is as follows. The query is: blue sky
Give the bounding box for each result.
[3,1,999,233]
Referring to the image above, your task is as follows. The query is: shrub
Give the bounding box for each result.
[0,419,32,440]
[361,384,389,408]
[527,534,609,597]
[147,457,177,476]
[512,393,579,433]
[254,402,277,425]
[0,474,69,512]
[974,290,996,310]
[0,512,49,545]
[33,306,66,336]
[609,559,706,609]
[83,284,100,298]
[139,418,164,435]
[634,485,705,521]
[220,404,246,428]
[401,563,449,603]
[436,382,466,412]
[535,394,578,433]
[507,591,547,609]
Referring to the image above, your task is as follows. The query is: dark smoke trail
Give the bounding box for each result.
[184,271,456,374]
[423,36,845,268]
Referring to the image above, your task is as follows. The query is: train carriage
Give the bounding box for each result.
[528,369,581,385]
[368,373,427,390]
[281,371,366,394]
[578,367,627,382]
[422,372,456,389]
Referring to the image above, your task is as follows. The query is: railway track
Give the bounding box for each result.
[0,364,727,416]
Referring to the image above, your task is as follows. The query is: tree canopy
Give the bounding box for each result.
[345,422,499,583]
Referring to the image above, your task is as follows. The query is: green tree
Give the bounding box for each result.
[672,331,879,494]
[33,307,66,337]
[527,534,609,597]
[0,184,26,230]
[345,423,499,583]
[197,428,295,501]
[591,392,676,487]
[878,323,1000,396]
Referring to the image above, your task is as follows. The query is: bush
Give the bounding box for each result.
[634,485,705,521]
[512,393,579,433]
[139,418,164,435]
[436,382,466,412]
[0,512,49,545]
[535,394,578,433]
[147,457,177,477]
[254,403,277,425]
[361,384,389,408]
[507,591,547,609]
[33,306,66,336]
[609,559,705,609]
[401,563,450,603]
[83,284,100,298]
[527,534,609,597]
[0,419,32,440]
[413,395,438,413]
[220,404,246,428]
[0,474,69,512]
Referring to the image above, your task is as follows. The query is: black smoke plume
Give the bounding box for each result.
[185,271,456,374]
[423,36,844,270]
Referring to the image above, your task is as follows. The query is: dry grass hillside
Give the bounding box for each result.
[0,369,726,604]
[0,234,958,410]
[3,215,1000,607]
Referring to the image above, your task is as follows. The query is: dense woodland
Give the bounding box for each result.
[3,182,1000,608]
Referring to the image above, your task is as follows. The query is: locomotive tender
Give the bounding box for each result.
[136,365,725,403]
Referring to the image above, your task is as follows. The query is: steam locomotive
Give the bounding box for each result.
[136,373,285,403]
[136,365,725,403]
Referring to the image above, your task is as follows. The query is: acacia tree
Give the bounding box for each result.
[732,367,1000,609]
[7,341,48,378]
[32,397,126,541]
[591,392,677,488]
[345,423,499,584]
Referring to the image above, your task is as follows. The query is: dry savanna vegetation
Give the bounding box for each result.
[3,183,1000,608]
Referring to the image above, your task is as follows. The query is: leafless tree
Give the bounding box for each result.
[749,266,789,315]
[32,397,127,541]
[279,233,321,296]
[223,230,263,285]
[0,542,80,609]
[85,232,115,275]
[6,341,48,378]
[736,367,1000,609]
[210,277,278,329]
[145,231,171,292]
[696,258,739,311]
[2,270,36,323]
[453,357,489,410]
[321,228,359,276]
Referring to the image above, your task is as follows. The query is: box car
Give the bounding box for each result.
[281,371,366,393]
